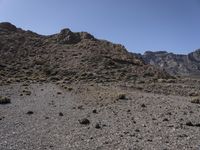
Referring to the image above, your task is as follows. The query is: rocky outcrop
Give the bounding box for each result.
[0,22,17,31]
[141,50,200,76]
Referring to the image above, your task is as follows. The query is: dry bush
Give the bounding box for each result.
[117,93,126,100]
[191,97,200,104]
[0,96,11,104]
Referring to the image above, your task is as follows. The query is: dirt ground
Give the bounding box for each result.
[0,81,200,150]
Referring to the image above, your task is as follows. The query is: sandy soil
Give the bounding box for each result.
[0,82,200,150]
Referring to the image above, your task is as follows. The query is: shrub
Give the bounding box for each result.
[117,93,126,100]
[189,92,199,97]
[191,97,200,104]
[0,96,11,104]
[22,90,31,95]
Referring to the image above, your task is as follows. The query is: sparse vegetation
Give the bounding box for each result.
[117,93,126,100]
[189,92,199,97]
[0,96,11,104]
[191,97,200,104]
[157,79,166,83]
[0,22,171,85]
[23,90,31,95]
[64,86,73,91]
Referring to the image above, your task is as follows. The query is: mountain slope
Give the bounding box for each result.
[140,50,200,76]
[0,22,170,84]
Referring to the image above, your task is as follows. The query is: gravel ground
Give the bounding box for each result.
[0,83,200,150]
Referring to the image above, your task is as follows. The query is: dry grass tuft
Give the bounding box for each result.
[0,96,11,104]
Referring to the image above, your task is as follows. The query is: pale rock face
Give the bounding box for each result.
[142,50,200,76]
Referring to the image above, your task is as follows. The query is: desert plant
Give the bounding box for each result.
[0,96,11,104]
[189,92,199,97]
[117,93,126,100]
[157,79,166,83]
[191,97,200,104]
[22,90,31,95]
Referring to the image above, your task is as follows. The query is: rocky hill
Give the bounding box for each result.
[139,50,200,76]
[0,22,170,85]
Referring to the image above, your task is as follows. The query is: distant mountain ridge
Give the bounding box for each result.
[138,49,200,76]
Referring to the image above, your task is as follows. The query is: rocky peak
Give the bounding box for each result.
[57,28,79,44]
[79,32,95,40]
[56,28,96,44]
[0,22,17,31]
[60,28,73,36]
[188,49,200,62]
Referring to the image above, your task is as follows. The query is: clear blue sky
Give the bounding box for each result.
[0,0,200,54]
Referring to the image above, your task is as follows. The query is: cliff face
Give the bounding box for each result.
[0,22,170,84]
[141,50,200,76]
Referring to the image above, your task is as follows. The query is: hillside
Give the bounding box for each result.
[0,22,170,85]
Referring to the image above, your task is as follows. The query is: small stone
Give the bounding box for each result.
[127,109,131,113]
[95,123,101,129]
[124,131,129,134]
[79,118,90,125]
[147,139,152,142]
[59,112,63,116]
[92,109,97,113]
[178,134,188,138]
[104,141,109,144]
[68,87,73,91]
[135,129,140,132]
[166,112,172,115]
[186,121,193,126]
[163,118,169,122]
[183,112,187,115]
[189,92,198,97]
[57,92,62,95]
[26,111,34,115]
[22,83,29,86]
[77,105,83,109]
[23,90,31,95]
